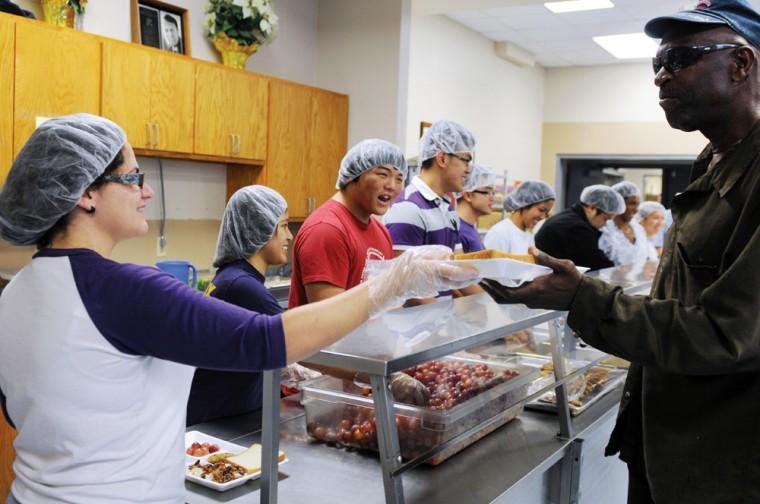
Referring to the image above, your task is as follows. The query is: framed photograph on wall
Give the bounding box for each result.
[419,121,432,139]
[131,0,191,56]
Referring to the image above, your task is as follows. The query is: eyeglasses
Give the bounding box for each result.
[447,153,473,165]
[471,190,495,197]
[102,171,145,188]
[652,44,740,75]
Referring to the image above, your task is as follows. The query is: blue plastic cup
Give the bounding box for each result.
[156,260,197,288]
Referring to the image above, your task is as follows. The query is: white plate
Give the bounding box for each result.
[444,258,552,287]
[184,432,287,492]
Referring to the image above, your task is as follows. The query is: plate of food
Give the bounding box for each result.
[184,432,287,492]
[449,249,552,287]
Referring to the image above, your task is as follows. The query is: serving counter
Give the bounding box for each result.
[186,264,654,504]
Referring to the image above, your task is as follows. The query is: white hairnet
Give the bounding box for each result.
[462,164,496,192]
[504,180,556,212]
[637,201,666,220]
[213,185,287,268]
[580,184,625,215]
[612,181,641,199]
[335,139,407,189]
[0,113,126,246]
[419,120,476,163]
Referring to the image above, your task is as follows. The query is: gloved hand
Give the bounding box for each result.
[353,372,431,406]
[480,248,582,310]
[364,245,479,317]
[280,363,322,389]
[389,372,431,406]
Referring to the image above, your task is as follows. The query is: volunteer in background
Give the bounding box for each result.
[484,180,556,254]
[598,181,657,266]
[456,163,497,253]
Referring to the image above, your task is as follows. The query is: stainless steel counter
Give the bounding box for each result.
[186,388,626,504]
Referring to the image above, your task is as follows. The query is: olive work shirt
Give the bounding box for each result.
[566,122,760,504]
[535,203,614,271]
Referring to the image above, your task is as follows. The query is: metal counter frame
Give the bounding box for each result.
[257,265,653,504]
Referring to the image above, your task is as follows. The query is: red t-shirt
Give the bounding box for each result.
[289,199,393,308]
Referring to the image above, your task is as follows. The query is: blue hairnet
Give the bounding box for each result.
[612,181,641,199]
[580,185,625,214]
[336,139,407,189]
[419,120,476,162]
[637,201,666,220]
[504,180,556,212]
[0,113,126,246]
[213,185,287,268]
[462,164,496,192]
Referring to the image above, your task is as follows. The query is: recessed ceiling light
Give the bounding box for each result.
[544,0,614,14]
[593,33,658,59]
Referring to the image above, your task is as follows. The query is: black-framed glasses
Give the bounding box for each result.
[471,190,495,197]
[102,171,145,188]
[447,153,473,165]
[652,44,740,75]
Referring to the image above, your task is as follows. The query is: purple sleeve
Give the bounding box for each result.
[70,256,287,372]
[386,223,425,247]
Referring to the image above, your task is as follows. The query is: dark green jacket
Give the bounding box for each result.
[567,123,760,504]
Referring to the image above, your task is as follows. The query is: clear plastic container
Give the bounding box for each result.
[301,356,538,465]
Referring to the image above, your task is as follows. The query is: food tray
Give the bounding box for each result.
[301,356,538,465]
[184,432,287,492]
[527,366,627,416]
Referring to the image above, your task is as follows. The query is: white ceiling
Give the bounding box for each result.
[443,0,760,67]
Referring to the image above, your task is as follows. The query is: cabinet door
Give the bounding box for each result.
[309,91,348,208]
[0,16,14,185]
[228,71,268,161]
[267,81,311,218]
[14,23,100,156]
[0,418,14,504]
[194,64,231,157]
[149,53,194,153]
[101,41,151,149]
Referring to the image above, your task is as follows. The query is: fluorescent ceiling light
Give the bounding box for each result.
[544,0,614,14]
[593,33,658,59]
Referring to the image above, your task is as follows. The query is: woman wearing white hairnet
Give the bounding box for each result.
[637,201,667,257]
[456,164,497,253]
[186,185,305,426]
[0,114,476,504]
[484,180,556,254]
[599,181,658,266]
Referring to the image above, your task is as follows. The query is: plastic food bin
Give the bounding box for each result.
[301,356,538,465]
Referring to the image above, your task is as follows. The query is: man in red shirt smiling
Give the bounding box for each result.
[289,139,407,307]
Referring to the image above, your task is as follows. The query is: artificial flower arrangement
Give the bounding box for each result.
[204,0,279,48]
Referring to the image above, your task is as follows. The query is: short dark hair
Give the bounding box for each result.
[421,158,434,169]
[163,14,179,27]
[35,150,125,249]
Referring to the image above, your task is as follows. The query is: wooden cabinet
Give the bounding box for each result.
[0,16,14,185]
[195,64,268,161]
[13,21,100,156]
[102,40,194,153]
[266,80,348,219]
[0,418,14,501]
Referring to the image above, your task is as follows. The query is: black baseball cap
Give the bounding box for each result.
[645,0,760,48]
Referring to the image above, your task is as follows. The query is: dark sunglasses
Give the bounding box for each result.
[652,44,740,75]
[102,171,145,188]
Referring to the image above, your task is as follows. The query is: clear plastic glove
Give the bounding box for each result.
[354,372,431,406]
[364,245,479,317]
[280,363,322,389]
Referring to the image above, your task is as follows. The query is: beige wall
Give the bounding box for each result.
[406,14,545,182]
[540,122,706,185]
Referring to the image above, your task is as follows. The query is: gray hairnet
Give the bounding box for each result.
[463,164,496,192]
[419,120,476,162]
[335,139,407,189]
[612,181,641,199]
[0,113,126,246]
[637,201,666,220]
[580,184,626,215]
[504,180,556,212]
[213,185,287,268]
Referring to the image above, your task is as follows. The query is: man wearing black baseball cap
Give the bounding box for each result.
[480,1,760,503]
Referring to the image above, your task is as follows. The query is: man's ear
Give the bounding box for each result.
[435,151,449,169]
[731,46,757,82]
[77,189,96,212]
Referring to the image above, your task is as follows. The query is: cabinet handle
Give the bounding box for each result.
[154,123,161,148]
[146,123,153,149]
[230,133,235,155]
[233,133,238,155]
[236,134,241,155]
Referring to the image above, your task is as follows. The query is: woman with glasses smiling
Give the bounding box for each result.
[456,163,497,253]
[0,114,476,504]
